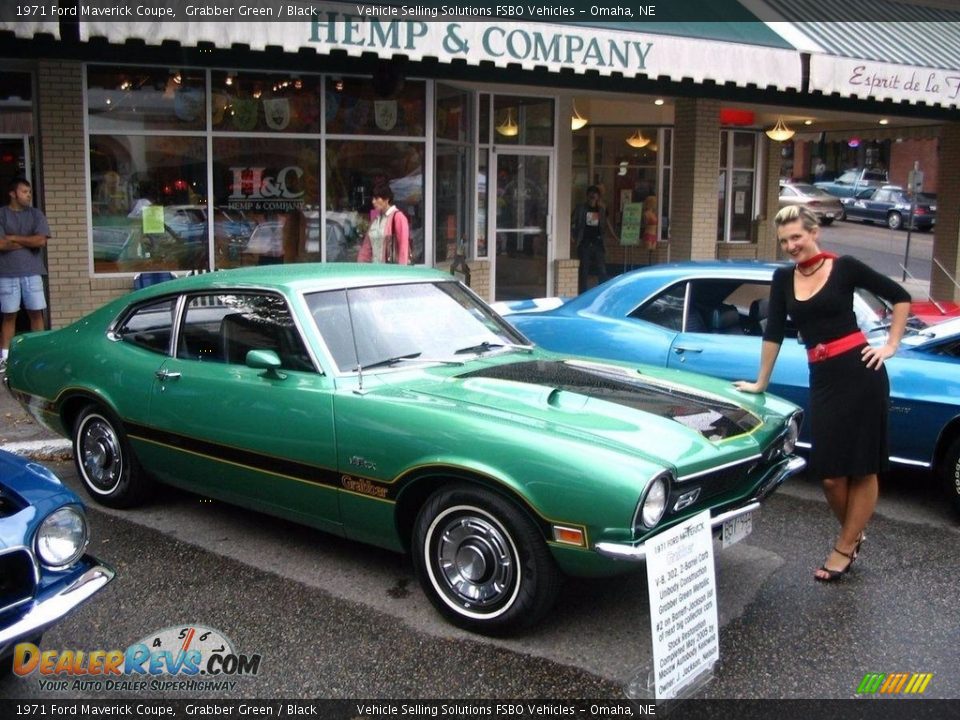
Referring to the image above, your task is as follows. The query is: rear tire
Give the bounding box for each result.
[72,405,151,508]
[940,437,960,517]
[887,211,903,230]
[412,484,561,635]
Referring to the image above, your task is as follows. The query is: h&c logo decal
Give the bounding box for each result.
[857,672,933,695]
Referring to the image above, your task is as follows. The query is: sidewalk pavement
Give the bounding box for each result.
[0,381,72,460]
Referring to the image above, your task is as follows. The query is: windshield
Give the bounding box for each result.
[305,281,531,373]
[854,288,927,335]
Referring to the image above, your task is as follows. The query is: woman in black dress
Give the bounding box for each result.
[735,205,911,581]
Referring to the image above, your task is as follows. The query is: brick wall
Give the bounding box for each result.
[931,125,959,302]
[671,98,721,260]
[890,138,939,193]
[554,259,578,298]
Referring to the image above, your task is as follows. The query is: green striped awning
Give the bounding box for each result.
[758,0,960,108]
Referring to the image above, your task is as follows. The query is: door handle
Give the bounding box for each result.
[673,346,703,354]
[155,369,182,381]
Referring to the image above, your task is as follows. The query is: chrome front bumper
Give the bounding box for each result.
[0,560,115,652]
[595,454,806,563]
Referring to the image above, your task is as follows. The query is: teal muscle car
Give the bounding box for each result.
[4,265,804,634]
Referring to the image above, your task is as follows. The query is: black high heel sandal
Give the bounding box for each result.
[815,547,855,582]
[854,531,866,559]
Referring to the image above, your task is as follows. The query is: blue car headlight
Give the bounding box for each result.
[35,507,89,569]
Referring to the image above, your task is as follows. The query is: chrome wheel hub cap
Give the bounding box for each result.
[437,516,514,607]
[81,420,121,491]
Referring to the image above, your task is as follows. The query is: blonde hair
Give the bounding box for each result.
[775,204,820,231]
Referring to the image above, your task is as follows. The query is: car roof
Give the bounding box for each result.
[567,260,786,315]
[129,263,451,301]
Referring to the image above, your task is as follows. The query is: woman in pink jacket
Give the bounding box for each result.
[357,183,410,264]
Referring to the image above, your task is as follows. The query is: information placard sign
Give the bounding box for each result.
[620,202,642,246]
[645,509,720,700]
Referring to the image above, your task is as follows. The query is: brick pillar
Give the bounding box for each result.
[758,136,783,260]
[932,124,960,302]
[554,259,579,298]
[36,61,95,328]
[671,98,721,260]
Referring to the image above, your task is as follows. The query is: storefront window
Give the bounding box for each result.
[210,71,320,134]
[90,135,207,274]
[212,138,320,268]
[493,96,554,147]
[435,85,473,264]
[325,76,425,137]
[718,130,759,242]
[87,66,206,132]
[325,140,425,264]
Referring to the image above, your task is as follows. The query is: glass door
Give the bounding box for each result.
[0,136,31,187]
[492,151,551,301]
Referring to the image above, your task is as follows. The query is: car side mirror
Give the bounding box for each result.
[246,349,286,380]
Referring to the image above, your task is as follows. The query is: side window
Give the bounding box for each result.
[115,298,176,354]
[306,290,357,372]
[720,282,772,336]
[630,283,688,331]
[177,293,313,371]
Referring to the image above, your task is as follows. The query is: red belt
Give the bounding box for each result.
[807,331,868,363]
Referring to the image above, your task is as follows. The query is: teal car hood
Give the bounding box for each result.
[403,359,772,466]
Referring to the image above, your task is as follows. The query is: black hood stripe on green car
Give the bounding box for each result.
[457,360,761,440]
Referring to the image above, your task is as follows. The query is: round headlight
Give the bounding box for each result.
[783,415,801,455]
[640,474,669,529]
[35,507,88,569]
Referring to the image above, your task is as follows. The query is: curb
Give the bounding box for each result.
[1,438,73,461]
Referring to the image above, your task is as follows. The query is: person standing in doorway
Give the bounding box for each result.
[0,177,50,373]
[734,205,910,582]
[572,185,615,293]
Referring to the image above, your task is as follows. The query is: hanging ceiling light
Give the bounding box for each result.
[765,116,795,142]
[626,129,650,148]
[571,101,588,130]
[496,107,519,137]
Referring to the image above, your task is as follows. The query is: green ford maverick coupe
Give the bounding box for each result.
[4,265,804,634]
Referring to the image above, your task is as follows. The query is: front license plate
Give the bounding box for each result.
[824,212,835,218]
[721,512,752,548]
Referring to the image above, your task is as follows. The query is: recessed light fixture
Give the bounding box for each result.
[654,98,665,106]
[804,119,813,125]
[879,119,889,125]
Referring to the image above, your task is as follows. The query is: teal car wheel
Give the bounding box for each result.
[72,406,150,508]
[412,485,561,635]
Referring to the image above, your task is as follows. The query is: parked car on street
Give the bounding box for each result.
[841,185,936,230]
[778,182,843,225]
[4,264,805,634]
[0,449,115,673]
[498,262,960,514]
[815,168,888,198]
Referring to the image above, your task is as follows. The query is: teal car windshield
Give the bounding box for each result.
[306,281,531,373]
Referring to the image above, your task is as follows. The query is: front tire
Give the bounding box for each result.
[940,437,960,517]
[887,211,903,230]
[412,485,561,635]
[72,405,151,508]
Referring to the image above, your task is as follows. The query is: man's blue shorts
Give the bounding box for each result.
[0,275,47,314]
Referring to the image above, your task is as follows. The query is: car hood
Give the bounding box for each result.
[0,451,78,550]
[403,359,782,467]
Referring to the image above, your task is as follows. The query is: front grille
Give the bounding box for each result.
[676,461,760,506]
[0,548,37,614]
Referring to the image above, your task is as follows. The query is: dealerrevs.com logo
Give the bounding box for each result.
[857,672,933,695]
[13,625,262,693]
